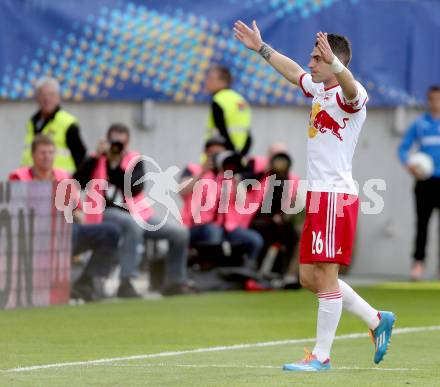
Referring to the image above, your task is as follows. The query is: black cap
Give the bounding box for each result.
[204,135,228,150]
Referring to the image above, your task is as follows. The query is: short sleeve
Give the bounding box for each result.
[336,81,369,114]
[299,73,318,98]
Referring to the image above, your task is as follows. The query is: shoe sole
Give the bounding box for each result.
[283,365,331,372]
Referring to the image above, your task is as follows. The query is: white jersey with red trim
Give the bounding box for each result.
[299,72,368,194]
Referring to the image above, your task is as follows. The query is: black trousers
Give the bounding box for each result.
[72,223,121,277]
[250,216,299,275]
[413,178,440,262]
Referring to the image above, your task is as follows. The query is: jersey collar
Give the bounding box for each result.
[324,83,339,91]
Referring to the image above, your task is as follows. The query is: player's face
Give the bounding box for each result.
[428,91,440,117]
[308,47,333,83]
[32,144,55,172]
[36,85,60,115]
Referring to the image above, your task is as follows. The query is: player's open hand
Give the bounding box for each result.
[316,32,335,64]
[234,20,263,51]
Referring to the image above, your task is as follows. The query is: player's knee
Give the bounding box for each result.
[312,263,339,290]
[299,271,315,291]
[312,266,327,288]
[299,275,311,289]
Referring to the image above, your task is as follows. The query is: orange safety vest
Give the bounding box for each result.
[9,166,71,182]
[217,156,300,231]
[84,151,154,224]
[180,163,221,228]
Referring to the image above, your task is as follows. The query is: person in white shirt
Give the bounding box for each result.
[234,20,395,371]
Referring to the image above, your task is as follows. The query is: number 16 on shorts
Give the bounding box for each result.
[312,230,324,255]
[299,191,358,266]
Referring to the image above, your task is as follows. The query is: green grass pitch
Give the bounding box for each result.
[1,283,439,386]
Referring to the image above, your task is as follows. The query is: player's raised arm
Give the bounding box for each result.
[315,32,358,100]
[234,20,305,86]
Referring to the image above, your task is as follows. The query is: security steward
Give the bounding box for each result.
[204,65,252,156]
[22,77,87,174]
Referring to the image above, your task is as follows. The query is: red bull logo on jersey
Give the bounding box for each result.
[313,110,349,141]
[308,103,349,141]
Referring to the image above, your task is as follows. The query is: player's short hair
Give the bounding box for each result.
[31,134,55,153]
[35,77,60,95]
[210,65,233,86]
[428,85,440,95]
[316,34,352,66]
[107,123,130,140]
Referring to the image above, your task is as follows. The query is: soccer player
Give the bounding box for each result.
[234,20,395,371]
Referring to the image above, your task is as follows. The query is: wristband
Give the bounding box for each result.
[330,56,345,74]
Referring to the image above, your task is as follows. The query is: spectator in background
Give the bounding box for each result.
[180,137,263,269]
[9,135,121,301]
[216,152,264,270]
[214,151,264,269]
[204,65,252,156]
[246,143,301,278]
[22,77,87,174]
[75,123,193,296]
[398,86,440,280]
[180,136,227,246]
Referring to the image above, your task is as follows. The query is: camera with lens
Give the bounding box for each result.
[212,151,244,174]
[109,140,124,155]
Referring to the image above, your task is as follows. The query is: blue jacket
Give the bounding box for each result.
[398,113,440,177]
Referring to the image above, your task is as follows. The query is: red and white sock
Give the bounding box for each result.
[312,291,343,363]
[338,279,380,330]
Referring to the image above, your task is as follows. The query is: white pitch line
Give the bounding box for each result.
[2,325,439,373]
[336,366,422,372]
[91,363,423,372]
